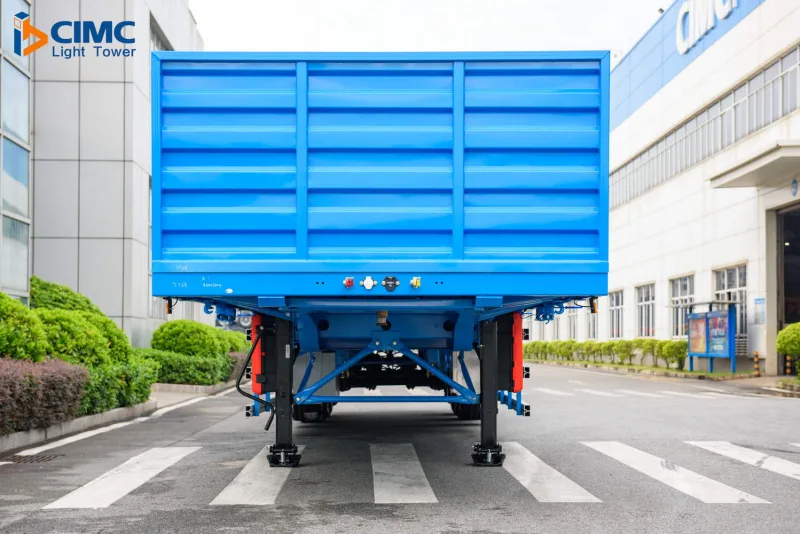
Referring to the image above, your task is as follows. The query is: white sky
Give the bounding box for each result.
[187,0,674,66]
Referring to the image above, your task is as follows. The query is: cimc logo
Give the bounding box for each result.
[13,12,136,59]
[13,13,48,57]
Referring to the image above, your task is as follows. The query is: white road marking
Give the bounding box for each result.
[530,388,574,397]
[502,442,600,503]
[701,392,750,399]
[660,390,715,399]
[17,420,142,456]
[792,444,800,449]
[568,380,587,385]
[211,445,306,505]
[574,388,624,398]
[150,397,207,417]
[583,441,768,504]
[761,387,800,396]
[695,386,727,393]
[370,443,437,504]
[213,386,237,397]
[615,389,665,398]
[43,447,200,509]
[0,462,12,467]
[687,441,800,481]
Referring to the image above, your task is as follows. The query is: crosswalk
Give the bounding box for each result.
[26,440,800,509]
[526,387,756,399]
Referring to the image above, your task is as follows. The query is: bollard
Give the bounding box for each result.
[787,354,794,376]
[753,351,760,377]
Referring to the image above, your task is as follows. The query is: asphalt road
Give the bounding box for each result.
[1,365,800,534]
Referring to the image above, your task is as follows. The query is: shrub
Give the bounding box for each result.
[600,341,616,363]
[777,323,800,374]
[663,340,688,371]
[561,340,577,361]
[35,309,111,368]
[151,320,222,359]
[613,339,634,365]
[79,364,123,416]
[116,356,160,407]
[216,329,250,353]
[78,311,132,364]
[642,338,660,367]
[0,293,49,361]
[134,348,232,385]
[583,340,599,362]
[0,358,89,435]
[30,275,102,314]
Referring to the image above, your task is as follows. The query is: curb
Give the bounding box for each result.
[151,379,237,395]
[0,400,157,455]
[775,380,800,393]
[526,360,757,381]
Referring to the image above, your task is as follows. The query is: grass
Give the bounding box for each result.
[524,358,757,378]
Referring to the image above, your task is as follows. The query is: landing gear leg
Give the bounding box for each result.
[472,320,505,466]
[264,315,301,467]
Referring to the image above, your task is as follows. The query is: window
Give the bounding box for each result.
[714,265,747,335]
[586,308,598,340]
[1,216,28,291]
[609,291,624,339]
[2,60,29,143]
[567,304,578,340]
[2,138,29,217]
[636,284,655,337]
[523,328,530,341]
[610,44,800,209]
[670,275,695,337]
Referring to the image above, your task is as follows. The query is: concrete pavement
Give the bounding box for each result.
[1,366,799,533]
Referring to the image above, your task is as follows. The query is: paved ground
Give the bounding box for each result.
[1,365,799,534]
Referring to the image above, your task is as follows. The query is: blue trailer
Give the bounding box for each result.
[151,51,609,467]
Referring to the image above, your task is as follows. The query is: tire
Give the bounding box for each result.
[455,403,481,420]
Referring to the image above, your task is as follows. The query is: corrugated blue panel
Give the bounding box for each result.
[152,52,609,299]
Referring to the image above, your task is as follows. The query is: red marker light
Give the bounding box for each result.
[343,277,354,288]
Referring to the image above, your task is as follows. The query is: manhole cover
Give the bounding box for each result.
[0,454,63,464]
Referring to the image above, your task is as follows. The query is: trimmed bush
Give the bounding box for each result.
[116,356,159,407]
[583,340,599,362]
[0,293,49,361]
[0,358,89,435]
[151,320,222,359]
[35,309,111,368]
[134,348,232,386]
[641,338,660,367]
[216,329,250,354]
[613,339,634,365]
[662,340,688,371]
[30,275,102,314]
[79,364,123,416]
[777,323,800,374]
[78,311,132,364]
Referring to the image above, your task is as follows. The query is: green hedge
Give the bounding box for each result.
[30,275,102,314]
[0,358,89,436]
[134,348,233,386]
[524,338,690,369]
[151,320,222,359]
[0,292,49,361]
[79,364,123,416]
[117,356,160,407]
[78,312,132,364]
[216,329,250,353]
[35,308,111,368]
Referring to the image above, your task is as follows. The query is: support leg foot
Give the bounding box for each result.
[471,443,505,466]
[268,445,302,467]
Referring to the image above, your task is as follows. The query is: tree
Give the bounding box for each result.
[614,339,635,365]
[642,338,659,367]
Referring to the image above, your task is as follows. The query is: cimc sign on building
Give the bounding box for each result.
[14,12,135,59]
[530,0,800,376]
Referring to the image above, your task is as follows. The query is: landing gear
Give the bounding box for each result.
[472,320,505,467]
[259,315,302,468]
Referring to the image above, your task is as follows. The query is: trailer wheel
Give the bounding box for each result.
[455,403,481,421]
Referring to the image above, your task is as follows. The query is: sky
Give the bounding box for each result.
[187,0,674,67]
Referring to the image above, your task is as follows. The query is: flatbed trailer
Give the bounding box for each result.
[151,51,610,467]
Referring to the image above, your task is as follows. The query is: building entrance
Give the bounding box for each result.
[779,207,800,332]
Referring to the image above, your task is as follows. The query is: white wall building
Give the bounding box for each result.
[27,0,208,346]
[528,0,800,376]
